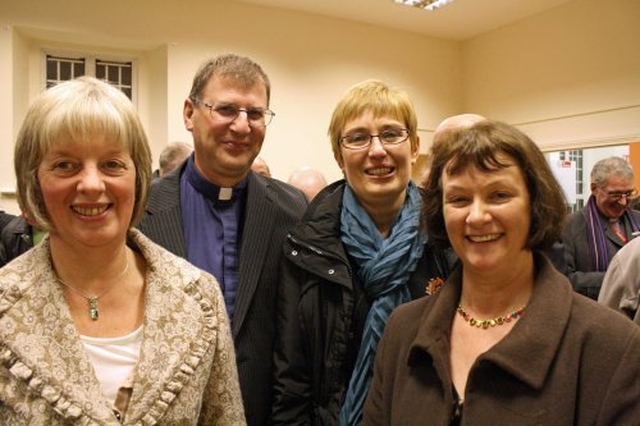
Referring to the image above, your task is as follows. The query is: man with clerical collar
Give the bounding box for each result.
[138,53,307,425]
[563,156,640,300]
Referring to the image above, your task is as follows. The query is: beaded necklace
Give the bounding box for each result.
[456,304,525,329]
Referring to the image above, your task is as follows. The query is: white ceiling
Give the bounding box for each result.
[234,0,574,40]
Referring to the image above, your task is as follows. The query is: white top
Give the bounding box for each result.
[80,326,143,403]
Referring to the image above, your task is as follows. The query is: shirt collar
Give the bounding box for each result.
[184,156,247,201]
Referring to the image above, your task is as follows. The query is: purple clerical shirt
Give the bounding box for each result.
[180,156,245,321]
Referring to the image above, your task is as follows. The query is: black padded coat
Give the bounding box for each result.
[272,180,454,425]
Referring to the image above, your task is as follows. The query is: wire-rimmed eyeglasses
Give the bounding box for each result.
[202,101,275,127]
[340,128,410,150]
[605,189,637,201]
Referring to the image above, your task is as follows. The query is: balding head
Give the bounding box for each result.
[288,167,328,201]
[251,156,271,178]
[159,141,193,177]
[432,113,486,146]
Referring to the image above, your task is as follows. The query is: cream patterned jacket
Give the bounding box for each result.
[0,229,246,425]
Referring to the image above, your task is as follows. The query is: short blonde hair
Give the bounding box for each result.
[327,79,418,160]
[14,76,152,230]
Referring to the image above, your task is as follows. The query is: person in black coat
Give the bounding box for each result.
[272,80,454,425]
[0,210,16,229]
[0,214,36,267]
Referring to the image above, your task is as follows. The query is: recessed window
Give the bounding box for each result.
[45,53,134,100]
[96,59,133,100]
[46,55,85,88]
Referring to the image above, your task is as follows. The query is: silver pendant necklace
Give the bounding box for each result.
[57,258,130,320]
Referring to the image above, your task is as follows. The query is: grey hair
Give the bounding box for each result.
[590,156,634,187]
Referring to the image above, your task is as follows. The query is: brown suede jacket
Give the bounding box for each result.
[363,253,640,425]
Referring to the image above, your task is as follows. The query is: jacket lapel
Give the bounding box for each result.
[410,255,573,391]
[232,173,277,337]
[124,255,209,423]
[1,230,221,424]
[0,242,115,422]
[140,169,187,258]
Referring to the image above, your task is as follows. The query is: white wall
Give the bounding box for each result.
[0,0,461,215]
[0,25,15,213]
[462,0,640,151]
[1,0,639,215]
[158,4,461,179]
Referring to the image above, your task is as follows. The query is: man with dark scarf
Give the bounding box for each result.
[563,156,640,300]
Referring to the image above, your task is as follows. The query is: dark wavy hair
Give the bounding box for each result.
[422,120,568,251]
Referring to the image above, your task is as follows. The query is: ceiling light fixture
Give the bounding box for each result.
[394,0,455,11]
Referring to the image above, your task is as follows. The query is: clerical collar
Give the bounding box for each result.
[184,156,247,201]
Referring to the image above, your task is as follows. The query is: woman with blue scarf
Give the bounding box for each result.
[272,80,453,425]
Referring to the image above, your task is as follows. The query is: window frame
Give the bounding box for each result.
[42,49,137,104]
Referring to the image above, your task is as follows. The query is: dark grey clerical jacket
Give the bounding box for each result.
[138,163,307,425]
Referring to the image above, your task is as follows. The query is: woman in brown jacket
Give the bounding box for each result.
[362,120,640,425]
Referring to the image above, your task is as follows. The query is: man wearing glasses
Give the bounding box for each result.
[138,54,307,425]
[563,156,640,300]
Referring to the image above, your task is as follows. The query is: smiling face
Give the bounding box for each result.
[37,135,136,251]
[184,75,268,187]
[591,173,636,220]
[442,155,531,275]
[335,111,419,213]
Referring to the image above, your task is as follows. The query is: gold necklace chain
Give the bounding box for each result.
[456,304,526,329]
[57,259,130,321]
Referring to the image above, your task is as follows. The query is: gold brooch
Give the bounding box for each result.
[425,277,445,295]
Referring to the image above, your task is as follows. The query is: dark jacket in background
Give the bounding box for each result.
[0,215,33,267]
[272,180,455,425]
[0,211,16,229]
[362,253,640,425]
[544,241,567,275]
[563,207,640,299]
[137,163,307,426]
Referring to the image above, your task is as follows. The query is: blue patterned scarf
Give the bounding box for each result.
[585,195,640,271]
[338,182,425,425]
